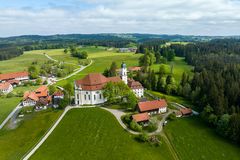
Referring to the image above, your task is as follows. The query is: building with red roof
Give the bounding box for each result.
[74,63,144,105]
[132,112,150,124]
[138,100,168,115]
[180,108,192,116]
[22,85,50,107]
[0,71,29,83]
[75,73,122,105]
[0,82,13,94]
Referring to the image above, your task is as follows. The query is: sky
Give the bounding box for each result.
[0,0,240,37]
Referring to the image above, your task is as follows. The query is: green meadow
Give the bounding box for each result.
[165,117,240,160]
[0,110,63,160]
[31,108,174,160]
[0,97,21,124]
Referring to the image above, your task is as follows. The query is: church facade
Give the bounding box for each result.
[74,63,144,105]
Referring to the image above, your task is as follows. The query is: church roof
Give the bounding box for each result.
[75,73,121,91]
[128,79,144,89]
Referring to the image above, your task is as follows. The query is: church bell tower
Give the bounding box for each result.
[120,62,128,85]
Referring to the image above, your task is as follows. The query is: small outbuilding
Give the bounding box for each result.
[132,112,150,125]
[180,108,193,116]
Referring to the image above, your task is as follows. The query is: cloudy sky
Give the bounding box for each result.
[0,0,240,37]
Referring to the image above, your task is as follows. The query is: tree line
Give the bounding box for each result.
[171,39,240,144]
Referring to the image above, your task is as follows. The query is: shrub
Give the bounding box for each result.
[146,121,158,132]
[122,114,132,125]
[167,113,176,121]
[130,120,142,132]
[136,133,149,142]
[6,92,15,98]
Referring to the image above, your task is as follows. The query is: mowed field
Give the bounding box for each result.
[165,116,240,160]
[151,57,193,83]
[0,110,63,160]
[31,108,174,160]
[0,97,21,124]
[56,46,142,86]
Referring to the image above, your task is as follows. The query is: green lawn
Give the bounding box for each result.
[146,90,192,107]
[57,49,141,86]
[0,51,48,73]
[31,108,174,160]
[165,116,240,160]
[0,110,63,160]
[151,57,193,83]
[0,97,21,124]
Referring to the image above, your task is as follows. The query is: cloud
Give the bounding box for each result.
[0,0,240,36]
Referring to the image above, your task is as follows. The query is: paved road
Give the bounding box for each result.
[0,103,22,130]
[101,107,139,135]
[102,107,174,135]
[149,109,174,135]
[22,105,95,160]
[56,59,93,82]
[44,53,93,84]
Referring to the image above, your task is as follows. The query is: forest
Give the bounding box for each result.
[136,39,240,145]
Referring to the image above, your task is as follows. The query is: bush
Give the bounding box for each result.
[58,98,68,109]
[146,121,158,132]
[130,120,142,132]
[136,133,149,142]
[167,113,176,121]
[6,92,15,98]
[122,114,132,125]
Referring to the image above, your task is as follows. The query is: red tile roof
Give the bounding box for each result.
[132,112,150,122]
[138,100,167,112]
[0,71,29,81]
[75,73,122,91]
[0,82,11,90]
[8,80,20,85]
[128,66,141,72]
[128,79,143,89]
[35,86,48,97]
[23,91,39,101]
[180,108,192,115]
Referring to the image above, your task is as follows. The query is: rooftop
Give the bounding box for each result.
[132,112,150,123]
[0,71,29,81]
[138,100,167,112]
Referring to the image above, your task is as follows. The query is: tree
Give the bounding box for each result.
[166,75,174,85]
[109,62,118,77]
[28,65,39,79]
[64,48,68,54]
[35,78,42,85]
[157,76,166,92]
[216,114,230,137]
[125,92,138,110]
[49,85,57,95]
[159,65,166,77]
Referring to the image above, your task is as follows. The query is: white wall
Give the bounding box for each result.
[75,87,106,105]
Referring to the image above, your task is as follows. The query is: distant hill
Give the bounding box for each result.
[1,33,240,45]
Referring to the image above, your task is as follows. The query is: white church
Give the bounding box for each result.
[74,63,144,105]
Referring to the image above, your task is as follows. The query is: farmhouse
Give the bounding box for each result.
[132,112,150,125]
[0,82,13,94]
[0,71,29,83]
[22,85,51,107]
[138,100,167,115]
[52,90,64,107]
[74,62,144,105]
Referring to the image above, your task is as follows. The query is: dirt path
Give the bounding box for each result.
[161,132,180,160]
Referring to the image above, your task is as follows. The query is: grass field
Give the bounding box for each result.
[165,116,240,160]
[0,97,21,124]
[31,108,174,160]
[146,90,192,107]
[151,57,193,83]
[56,47,142,86]
[0,110,63,160]
[0,51,48,73]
